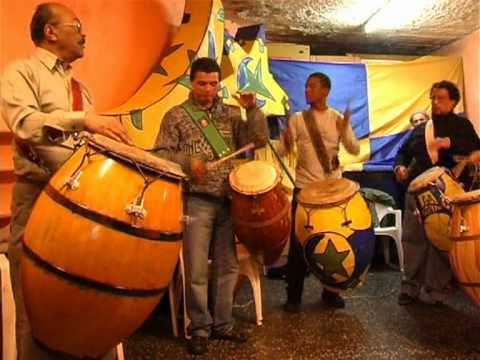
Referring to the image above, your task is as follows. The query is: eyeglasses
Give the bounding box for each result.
[53,22,82,33]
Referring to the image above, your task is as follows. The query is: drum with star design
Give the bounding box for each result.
[295,178,375,292]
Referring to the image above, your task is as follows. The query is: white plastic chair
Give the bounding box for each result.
[235,243,263,326]
[168,243,263,339]
[373,203,404,273]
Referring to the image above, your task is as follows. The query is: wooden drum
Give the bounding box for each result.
[229,160,290,265]
[449,189,480,306]
[296,178,375,292]
[408,167,464,251]
[21,134,186,358]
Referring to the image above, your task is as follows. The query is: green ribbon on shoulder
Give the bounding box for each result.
[181,100,231,159]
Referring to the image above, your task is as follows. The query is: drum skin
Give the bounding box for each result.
[409,167,464,251]
[21,144,184,358]
[296,179,375,292]
[449,190,480,306]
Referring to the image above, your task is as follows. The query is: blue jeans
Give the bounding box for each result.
[183,195,239,338]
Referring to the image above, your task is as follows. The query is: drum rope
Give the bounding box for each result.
[130,157,160,202]
[427,180,452,211]
[469,163,480,190]
[60,145,101,191]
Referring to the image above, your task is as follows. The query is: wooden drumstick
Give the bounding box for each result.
[206,142,255,170]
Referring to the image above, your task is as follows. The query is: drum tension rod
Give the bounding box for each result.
[124,158,158,220]
[303,207,314,230]
[459,214,469,233]
[63,147,98,191]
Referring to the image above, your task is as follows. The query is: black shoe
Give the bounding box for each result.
[322,290,345,308]
[397,293,416,305]
[283,301,301,313]
[266,265,287,280]
[187,336,208,355]
[432,300,446,307]
[210,329,248,343]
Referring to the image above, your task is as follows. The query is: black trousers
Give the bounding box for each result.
[285,188,307,303]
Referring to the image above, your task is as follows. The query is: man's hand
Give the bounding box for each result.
[281,127,294,153]
[190,157,207,184]
[84,112,132,145]
[432,137,451,151]
[233,91,257,110]
[340,106,352,132]
[394,165,409,183]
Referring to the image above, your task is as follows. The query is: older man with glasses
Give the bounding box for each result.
[1,2,130,359]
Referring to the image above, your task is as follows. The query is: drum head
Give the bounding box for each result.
[449,189,480,205]
[229,160,280,195]
[297,178,359,207]
[408,167,446,193]
[89,134,185,180]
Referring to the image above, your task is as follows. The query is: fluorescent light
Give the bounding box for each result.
[295,0,388,28]
[365,0,436,33]
[327,0,388,26]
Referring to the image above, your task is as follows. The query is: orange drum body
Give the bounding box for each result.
[295,179,375,292]
[230,161,290,265]
[408,167,464,251]
[449,189,480,306]
[21,135,185,358]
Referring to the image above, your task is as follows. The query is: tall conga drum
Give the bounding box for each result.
[21,134,186,358]
[449,189,480,306]
[230,160,290,265]
[296,178,375,292]
[408,167,464,251]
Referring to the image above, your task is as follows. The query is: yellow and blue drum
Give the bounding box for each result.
[296,178,375,292]
[408,167,464,251]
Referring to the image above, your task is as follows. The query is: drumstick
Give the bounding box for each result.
[206,142,255,170]
[267,139,295,186]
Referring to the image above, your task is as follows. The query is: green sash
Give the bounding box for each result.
[182,100,231,159]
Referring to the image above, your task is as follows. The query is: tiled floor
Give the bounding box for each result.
[125,267,480,359]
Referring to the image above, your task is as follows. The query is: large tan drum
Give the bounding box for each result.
[21,134,186,358]
[230,160,290,265]
[449,189,480,306]
[296,178,375,292]
[408,167,464,251]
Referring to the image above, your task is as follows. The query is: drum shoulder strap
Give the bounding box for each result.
[302,109,332,174]
[181,100,231,159]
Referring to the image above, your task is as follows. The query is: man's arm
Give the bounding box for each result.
[338,110,360,155]
[1,63,130,144]
[278,113,297,156]
[394,131,416,182]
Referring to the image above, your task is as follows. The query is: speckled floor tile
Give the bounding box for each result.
[125,268,480,360]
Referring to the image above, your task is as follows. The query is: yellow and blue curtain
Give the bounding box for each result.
[269,56,465,171]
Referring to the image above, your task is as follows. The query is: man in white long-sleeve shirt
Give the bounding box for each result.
[279,72,360,313]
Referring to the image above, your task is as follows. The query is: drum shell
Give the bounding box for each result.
[409,169,464,251]
[296,191,375,291]
[21,146,183,357]
[231,184,290,265]
[449,193,480,306]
